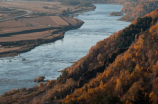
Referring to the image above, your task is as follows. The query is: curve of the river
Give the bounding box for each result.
[0,4,131,95]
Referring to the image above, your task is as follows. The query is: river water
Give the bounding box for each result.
[0,4,130,95]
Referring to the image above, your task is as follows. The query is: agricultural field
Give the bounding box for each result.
[0,1,92,15]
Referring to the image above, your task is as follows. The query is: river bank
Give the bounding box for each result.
[0,1,96,58]
[0,4,130,97]
[0,16,84,57]
[116,0,158,21]
[92,0,158,21]
[0,4,132,103]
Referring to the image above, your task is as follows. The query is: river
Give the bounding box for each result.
[0,4,130,95]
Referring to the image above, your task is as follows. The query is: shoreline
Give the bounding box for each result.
[0,6,95,58]
[0,4,132,103]
[0,20,84,58]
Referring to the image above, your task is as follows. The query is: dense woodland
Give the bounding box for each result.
[1,5,158,104]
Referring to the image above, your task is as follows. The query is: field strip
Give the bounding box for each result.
[50,16,69,26]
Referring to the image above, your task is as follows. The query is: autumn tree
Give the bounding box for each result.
[131,89,150,104]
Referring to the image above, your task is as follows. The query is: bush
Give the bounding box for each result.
[34,76,45,82]
[19,87,26,92]
[38,82,44,87]
[93,91,121,104]
[128,61,136,73]
[131,89,150,104]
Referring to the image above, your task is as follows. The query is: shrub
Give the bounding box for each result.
[39,82,44,87]
[93,91,121,104]
[34,76,45,82]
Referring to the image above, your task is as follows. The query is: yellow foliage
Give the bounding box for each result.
[77,96,82,102]
[139,38,144,44]
[124,52,132,61]
[128,81,142,100]
[156,61,158,66]
[64,95,75,104]
[66,95,71,99]
[136,52,140,57]
[134,44,141,50]
[149,92,154,102]
[132,58,136,62]
[149,22,158,33]
[135,64,141,72]
[99,81,104,90]
[88,88,94,94]
[125,100,132,104]
[155,51,158,56]
[64,100,70,104]
[54,96,57,100]
[116,59,123,67]
[38,82,43,87]
[99,61,103,65]
[46,80,55,87]
[115,78,122,95]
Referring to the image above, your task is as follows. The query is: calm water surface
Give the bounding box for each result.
[0,4,130,95]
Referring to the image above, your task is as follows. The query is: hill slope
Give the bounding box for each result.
[61,8,158,104]
[1,7,158,104]
[60,0,158,21]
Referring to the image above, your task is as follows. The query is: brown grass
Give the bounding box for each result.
[0,1,81,14]
[51,16,69,26]
[0,15,81,57]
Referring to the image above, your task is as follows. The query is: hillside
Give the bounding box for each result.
[1,6,158,104]
[120,0,158,21]
[16,0,158,22]
[60,0,158,21]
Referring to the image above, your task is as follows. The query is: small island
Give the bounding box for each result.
[109,12,123,16]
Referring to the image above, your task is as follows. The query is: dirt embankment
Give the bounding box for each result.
[0,16,84,57]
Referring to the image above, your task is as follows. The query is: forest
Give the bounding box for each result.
[1,3,158,104]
